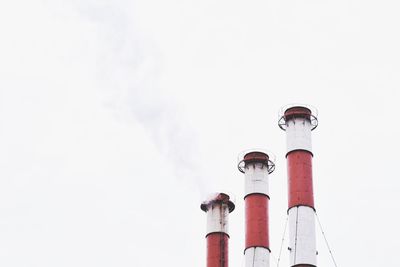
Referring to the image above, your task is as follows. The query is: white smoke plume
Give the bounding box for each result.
[67,1,210,195]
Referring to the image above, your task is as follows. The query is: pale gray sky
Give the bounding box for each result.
[0,1,399,266]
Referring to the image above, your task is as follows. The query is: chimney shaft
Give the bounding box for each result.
[238,151,274,267]
[279,105,318,267]
[201,193,235,267]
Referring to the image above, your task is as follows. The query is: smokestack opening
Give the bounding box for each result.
[284,106,312,121]
[278,104,318,131]
[243,151,269,164]
[201,193,235,213]
[238,150,275,174]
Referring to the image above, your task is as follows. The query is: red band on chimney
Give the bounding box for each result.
[287,150,314,209]
[245,194,269,249]
[207,233,229,267]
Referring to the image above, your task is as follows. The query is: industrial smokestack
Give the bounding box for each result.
[278,105,318,267]
[238,151,275,267]
[201,193,235,267]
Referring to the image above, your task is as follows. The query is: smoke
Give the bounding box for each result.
[65,1,210,195]
[125,54,210,195]
[124,53,209,196]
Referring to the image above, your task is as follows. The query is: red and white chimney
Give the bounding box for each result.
[278,105,318,267]
[201,193,235,267]
[238,151,275,267]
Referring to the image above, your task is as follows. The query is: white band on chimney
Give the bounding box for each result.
[245,247,270,267]
[288,206,317,266]
[206,203,230,235]
[244,162,270,197]
[286,118,313,154]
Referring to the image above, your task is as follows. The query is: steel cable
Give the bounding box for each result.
[276,214,289,267]
[315,212,338,267]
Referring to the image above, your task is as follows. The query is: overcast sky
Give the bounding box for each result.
[1,1,399,266]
